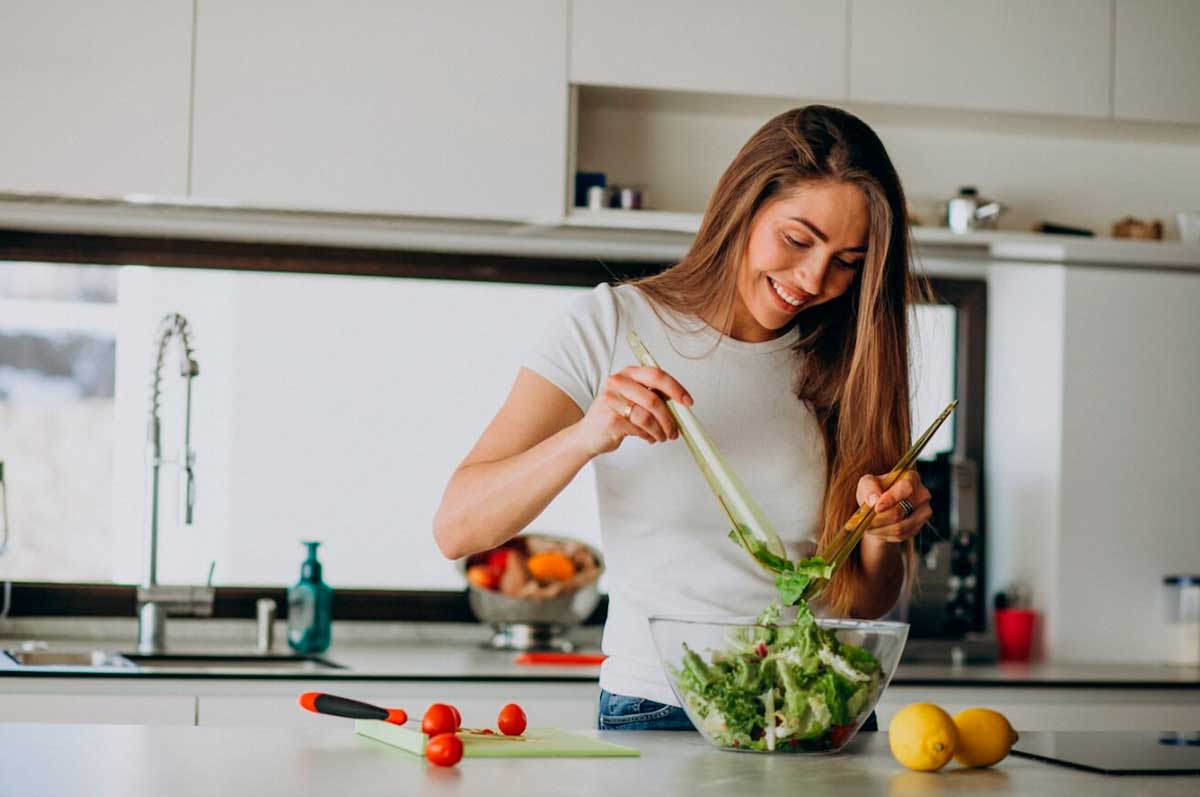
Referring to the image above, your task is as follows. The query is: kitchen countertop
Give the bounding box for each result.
[1,723,1195,796]
[2,620,1198,686]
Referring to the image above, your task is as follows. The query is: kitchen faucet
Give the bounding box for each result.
[137,313,214,655]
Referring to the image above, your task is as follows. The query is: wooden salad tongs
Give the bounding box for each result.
[801,399,958,602]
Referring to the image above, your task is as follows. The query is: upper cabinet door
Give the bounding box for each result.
[570,0,848,100]
[192,1,568,222]
[850,0,1112,118]
[0,0,192,198]
[1114,0,1200,124]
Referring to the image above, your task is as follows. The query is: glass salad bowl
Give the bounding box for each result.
[650,610,908,754]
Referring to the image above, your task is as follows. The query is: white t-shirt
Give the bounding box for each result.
[523,283,827,706]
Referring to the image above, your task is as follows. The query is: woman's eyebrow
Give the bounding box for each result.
[787,216,868,254]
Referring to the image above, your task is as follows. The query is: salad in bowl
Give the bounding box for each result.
[651,600,907,753]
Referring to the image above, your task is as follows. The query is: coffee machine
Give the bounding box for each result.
[906,453,986,640]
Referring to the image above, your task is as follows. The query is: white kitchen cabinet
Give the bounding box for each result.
[0,693,196,725]
[197,681,599,729]
[191,1,569,223]
[1113,0,1200,124]
[0,0,192,198]
[849,0,1112,118]
[570,1,847,100]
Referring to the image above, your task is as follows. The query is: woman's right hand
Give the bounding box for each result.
[572,366,693,457]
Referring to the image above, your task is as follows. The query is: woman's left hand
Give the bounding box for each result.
[855,470,932,543]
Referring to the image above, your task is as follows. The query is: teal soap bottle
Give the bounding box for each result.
[287,541,333,654]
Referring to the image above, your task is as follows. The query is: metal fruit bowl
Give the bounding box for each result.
[458,533,604,652]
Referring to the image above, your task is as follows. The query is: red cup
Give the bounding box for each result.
[994,608,1037,662]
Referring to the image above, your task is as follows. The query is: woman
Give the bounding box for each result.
[434,106,932,731]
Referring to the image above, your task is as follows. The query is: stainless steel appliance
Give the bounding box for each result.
[944,186,1005,233]
[906,453,987,641]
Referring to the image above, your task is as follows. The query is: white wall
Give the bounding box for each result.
[578,88,1200,239]
[909,303,957,459]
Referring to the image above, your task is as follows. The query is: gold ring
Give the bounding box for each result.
[623,402,635,419]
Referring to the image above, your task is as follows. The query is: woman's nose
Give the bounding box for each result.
[794,255,829,297]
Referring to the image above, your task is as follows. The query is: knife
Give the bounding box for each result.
[299,692,408,725]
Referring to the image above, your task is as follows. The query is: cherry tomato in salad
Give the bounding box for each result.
[497,703,527,736]
[829,723,856,748]
[424,732,463,767]
[422,703,459,736]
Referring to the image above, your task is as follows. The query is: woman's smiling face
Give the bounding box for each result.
[731,181,870,342]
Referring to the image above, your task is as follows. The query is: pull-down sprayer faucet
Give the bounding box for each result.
[137,313,213,654]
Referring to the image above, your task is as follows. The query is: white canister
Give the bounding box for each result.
[1164,575,1200,666]
[1177,212,1200,245]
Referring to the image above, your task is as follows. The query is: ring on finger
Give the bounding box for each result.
[898,499,915,519]
[622,402,635,420]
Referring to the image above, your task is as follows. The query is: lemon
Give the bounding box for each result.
[888,703,958,771]
[952,708,1019,768]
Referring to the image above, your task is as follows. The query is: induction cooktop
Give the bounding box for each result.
[1011,731,1200,776]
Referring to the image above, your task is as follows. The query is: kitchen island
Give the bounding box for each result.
[1,722,1195,796]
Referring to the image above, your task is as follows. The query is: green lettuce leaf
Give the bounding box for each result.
[774,556,833,606]
[840,642,881,675]
[728,526,794,574]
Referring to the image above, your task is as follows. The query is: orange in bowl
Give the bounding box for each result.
[526,551,576,582]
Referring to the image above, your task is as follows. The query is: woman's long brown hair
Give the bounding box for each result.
[635,106,924,618]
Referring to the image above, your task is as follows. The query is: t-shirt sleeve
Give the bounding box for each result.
[521,283,620,413]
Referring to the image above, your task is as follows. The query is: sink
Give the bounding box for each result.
[2,649,344,672]
[2,650,137,669]
[122,653,345,671]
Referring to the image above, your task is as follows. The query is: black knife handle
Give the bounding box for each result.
[300,692,398,722]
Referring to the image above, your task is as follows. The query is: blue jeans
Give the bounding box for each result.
[597,689,696,731]
[596,688,880,733]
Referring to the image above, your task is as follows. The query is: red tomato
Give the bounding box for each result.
[424,732,463,767]
[447,704,462,730]
[497,703,527,736]
[829,723,856,748]
[422,703,458,736]
[486,547,512,572]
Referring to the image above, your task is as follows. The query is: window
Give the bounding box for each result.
[0,263,117,582]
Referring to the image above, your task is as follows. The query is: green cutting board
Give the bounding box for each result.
[355,720,639,758]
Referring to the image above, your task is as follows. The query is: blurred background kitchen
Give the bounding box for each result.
[0,0,1198,730]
